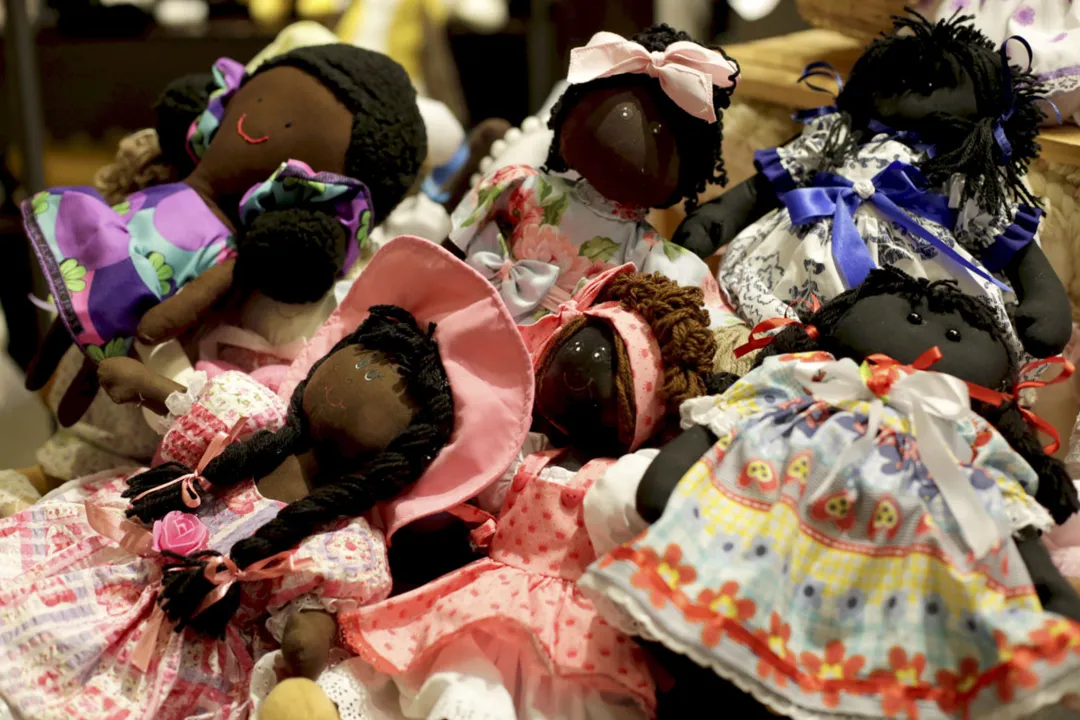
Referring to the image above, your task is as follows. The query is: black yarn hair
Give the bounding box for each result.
[123,305,454,637]
[153,44,427,225]
[830,9,1045,216]
[544,24,738,212]
[750,266,1079,523]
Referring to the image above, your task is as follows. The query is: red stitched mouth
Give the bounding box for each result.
[324,386,345,409]
[237,113,270,144]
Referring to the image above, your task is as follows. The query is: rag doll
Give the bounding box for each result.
[447,24,739,327]
[0,235,534,720]
[23,43,427,427]
[674,11,1072,364]
[580,267,1080,719]
[259,267,718,720]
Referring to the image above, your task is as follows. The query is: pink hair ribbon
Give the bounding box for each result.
[132,416,249,509]
[567,31,738,123]
[191,551,314,617]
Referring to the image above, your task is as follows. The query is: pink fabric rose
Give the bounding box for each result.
[512,223,608,294]
[507,186,543,226]
[152,511,210,556]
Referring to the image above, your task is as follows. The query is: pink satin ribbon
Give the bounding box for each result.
[191,551,314,617]
[132,416,249,509]
[567,31,739,123]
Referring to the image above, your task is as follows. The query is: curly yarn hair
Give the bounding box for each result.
[750,266,1078,524]
[153,44,427,225]
[544,24,738,212]
[829,10,1045,217]
[122,305,454,637]
[94,129,178,205]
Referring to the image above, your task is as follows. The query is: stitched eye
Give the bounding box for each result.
[365,368,382,381]
[907,312,923,325]
[355,359,370,370]
[945,328,962,342]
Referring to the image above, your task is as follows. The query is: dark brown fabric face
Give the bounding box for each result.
[191,66,354,204]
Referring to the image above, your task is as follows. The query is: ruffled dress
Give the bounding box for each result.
[0,372,392,720]
[580,352,1080,720]
[718,112,1041,361]
[22,158,373,360]
[324,450,656,720]
[450,164,736,332]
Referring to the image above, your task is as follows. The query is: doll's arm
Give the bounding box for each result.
[281,609,338,679]
[1015,529,1080,623]
[97,356,186,416]
[1003,242,1072,358]
[670,172,781,258]
[635,425,718,524]
[137,259,235,345]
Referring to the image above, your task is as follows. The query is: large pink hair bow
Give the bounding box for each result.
[567,31,739,123]
[522,264,665,451]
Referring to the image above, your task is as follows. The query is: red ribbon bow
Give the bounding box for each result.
[734,318,819,359]
[966,357,1075,455]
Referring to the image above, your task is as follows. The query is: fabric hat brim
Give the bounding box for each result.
[278,235,534,541]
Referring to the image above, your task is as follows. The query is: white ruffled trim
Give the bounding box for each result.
[1006,495,1055,536]
[679,395,740,438]
[147,371,208,435]
[264,594,359,643]
[579,571,1080,719]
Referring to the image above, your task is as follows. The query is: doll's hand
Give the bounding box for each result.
[282,610,337,680]
[98,357,185,416]
[137,259,236,345]
[670,210,723,259]
[1014,298,1072,359]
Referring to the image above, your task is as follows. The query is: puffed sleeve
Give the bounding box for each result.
[583,449,656,557]
[968,414,1054,536]
[265,517,392,641]
[952,184,1043,271]
[754,112,847,192]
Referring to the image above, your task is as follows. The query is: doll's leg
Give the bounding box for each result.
[24,318,73,391]
[1016,531,1080,622]
[55,356,99,428]
[97,357,185,417]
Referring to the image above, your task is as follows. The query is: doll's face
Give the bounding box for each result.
[558,84,681,209]
[192,66,353,200]
[535,321,623,455]
[830,293,1011,389]
[302,346,416,465]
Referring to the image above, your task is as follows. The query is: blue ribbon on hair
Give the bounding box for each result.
[994,35,1034,161]
[778,160,1010,291]
[792,62,844,124]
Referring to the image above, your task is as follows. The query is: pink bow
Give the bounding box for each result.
[567,31,739,123]
[132,416,249,509]
[192,551,314,616]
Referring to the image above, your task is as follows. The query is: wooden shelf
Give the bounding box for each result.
[727,29,1080,167]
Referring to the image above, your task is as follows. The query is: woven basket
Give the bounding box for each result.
[795,0,937,43]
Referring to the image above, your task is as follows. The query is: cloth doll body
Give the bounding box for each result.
[448,24,739,328]
[674,11,1072,363]
[581,351,1080,720]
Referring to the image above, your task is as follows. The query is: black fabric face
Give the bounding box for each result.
[870,56,980,131]
[830,293,1012,389]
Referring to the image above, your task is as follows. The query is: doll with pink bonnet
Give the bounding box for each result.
[0,236,533,720]
[265,266,718,720]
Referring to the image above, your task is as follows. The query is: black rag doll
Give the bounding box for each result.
[578,267,1080,719]
[442,24,736,326]
[673,11,1071,363]
[24,44,427,427]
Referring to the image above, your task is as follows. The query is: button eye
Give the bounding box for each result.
[945,328,962,342]
[907,312,923,325]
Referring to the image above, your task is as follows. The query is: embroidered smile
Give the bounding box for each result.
[236,114,270,144]
[324,386,346,409]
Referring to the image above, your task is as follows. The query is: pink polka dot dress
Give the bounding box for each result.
[333,450,656,720]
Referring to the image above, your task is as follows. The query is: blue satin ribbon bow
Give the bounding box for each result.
[779,160,1010,291]
[993,35,1034,161]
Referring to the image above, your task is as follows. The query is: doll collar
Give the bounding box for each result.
[573,179,648,222]
[520,264,664,451]
[277,235,534,541]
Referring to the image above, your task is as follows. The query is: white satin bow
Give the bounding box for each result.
[567,31,739,124]
[795,359,999,558]
[467,250,560,321]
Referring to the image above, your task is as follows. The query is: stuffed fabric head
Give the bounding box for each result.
[544,24,739,211]
[522,265,716,455]
[119,236,533,636]
[834,10,1045,215]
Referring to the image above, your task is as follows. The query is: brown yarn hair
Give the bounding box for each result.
[93,129,178,205]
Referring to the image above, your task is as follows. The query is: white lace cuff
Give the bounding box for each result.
[264,594,351,643]
[147,371,208,435]
[1007,495,1055,537]
[583,450,655,557]
[679,395,740,438]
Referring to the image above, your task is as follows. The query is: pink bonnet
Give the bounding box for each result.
[278,236,534,541]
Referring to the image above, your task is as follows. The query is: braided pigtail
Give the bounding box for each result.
[601,273,717,412]
[151,305,454,637]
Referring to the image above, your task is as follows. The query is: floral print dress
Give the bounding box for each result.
[580,352,1080,720]
[0,372,392,720]
[449,165,730,329]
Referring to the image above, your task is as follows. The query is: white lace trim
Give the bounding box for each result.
[1006,495,1055,536]
[579,571,1080,719]
[264,595,359,643]
[679,395,739,438]
[148,371,208,435]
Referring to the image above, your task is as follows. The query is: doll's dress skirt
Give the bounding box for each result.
[579,353,1080,720]
[0,375,392,719]
[717,111,1038,363]
[336,454,656,719]
[449,164,729,329]
[22,182,234,358]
